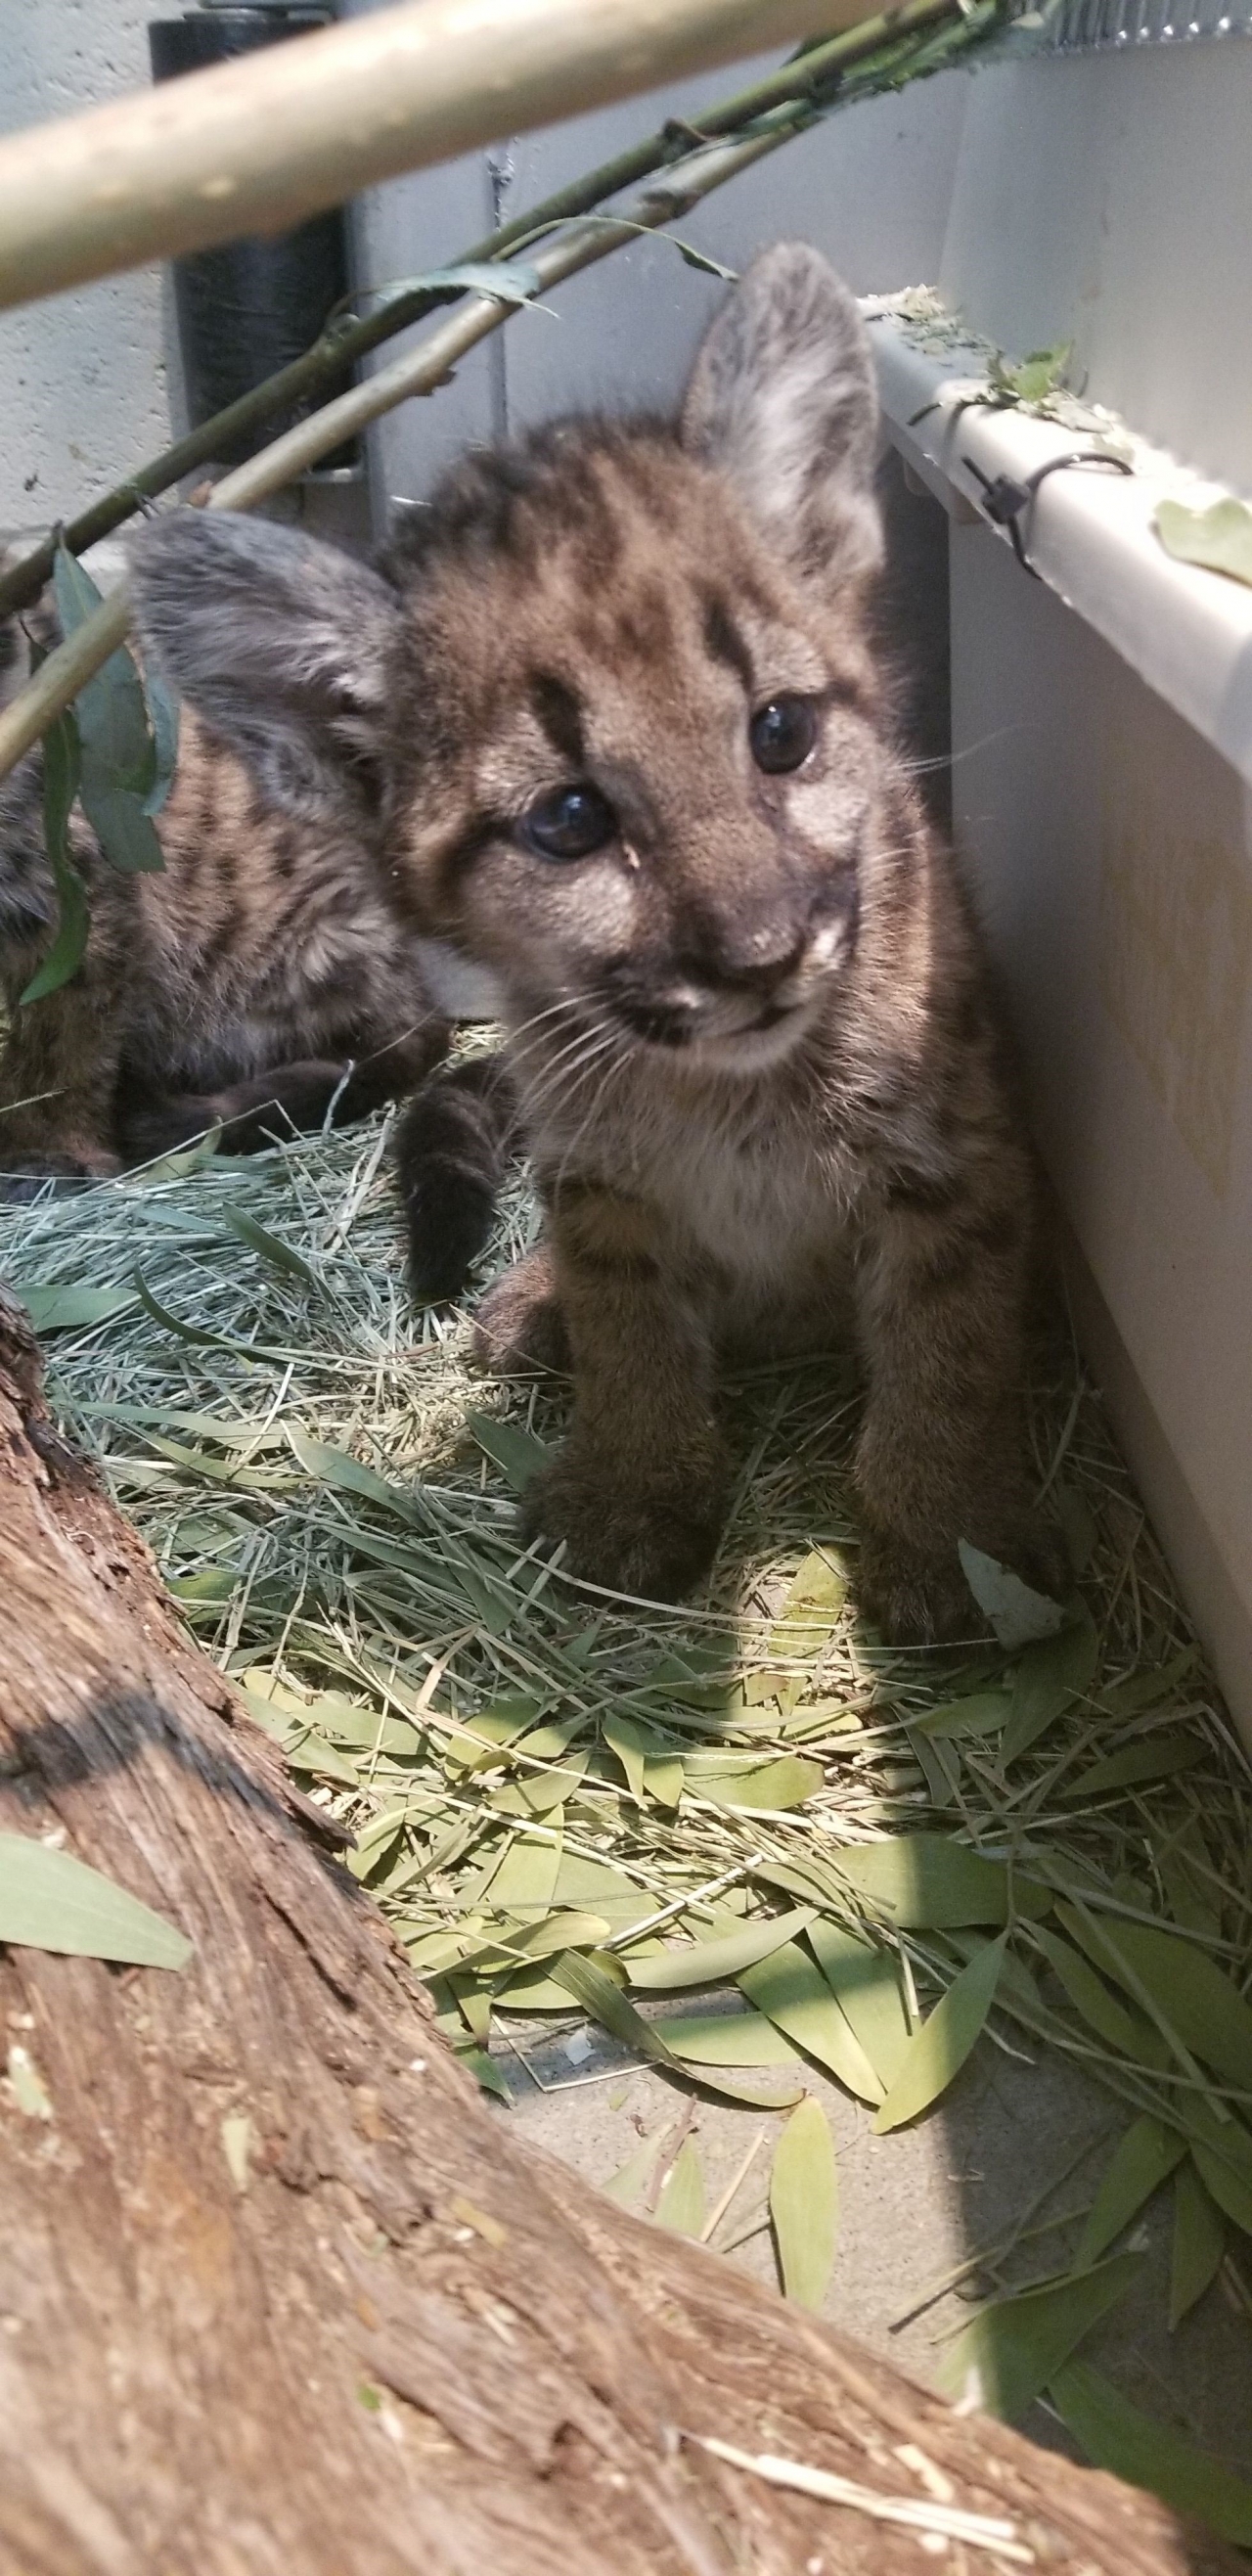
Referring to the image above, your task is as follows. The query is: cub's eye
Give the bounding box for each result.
[518,784,616,862]
[749,696,817,775]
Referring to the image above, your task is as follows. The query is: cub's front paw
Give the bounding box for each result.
[0,1153,103,1205]
[859,1514,1070,1649]
[473,1254,569,1377]
[519,1449,724,1600]
[857,1530,976,1648]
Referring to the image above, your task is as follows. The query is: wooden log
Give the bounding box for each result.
[0,1288,1237,2575]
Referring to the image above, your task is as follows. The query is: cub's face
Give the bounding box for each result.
[386,435,886,1076]
[128,241,892,1083]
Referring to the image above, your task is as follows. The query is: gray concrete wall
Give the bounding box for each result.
[0,2,180,541]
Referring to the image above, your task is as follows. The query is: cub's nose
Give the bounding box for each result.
[700,926,810,997]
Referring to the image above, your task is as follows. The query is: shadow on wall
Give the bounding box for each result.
[873,449,953,837]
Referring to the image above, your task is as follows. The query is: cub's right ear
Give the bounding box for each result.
[126,510,403,825]
[682,242,882,599]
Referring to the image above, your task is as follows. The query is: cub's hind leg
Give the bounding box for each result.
[853,1166,1066,1644]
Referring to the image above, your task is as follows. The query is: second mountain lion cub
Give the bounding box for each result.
[130,244,1060,1643]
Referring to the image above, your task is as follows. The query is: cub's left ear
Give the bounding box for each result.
[681,242,882,596]
[127,509,404,826]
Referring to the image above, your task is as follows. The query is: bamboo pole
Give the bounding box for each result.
[0,0,998,785]
[0,0,872,316]
[0,116,795,787]
[0,0,963,623]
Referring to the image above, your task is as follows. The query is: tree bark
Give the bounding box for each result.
[0,1290,1236,2576]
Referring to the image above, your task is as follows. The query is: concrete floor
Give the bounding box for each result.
[492,1999,1252,2482]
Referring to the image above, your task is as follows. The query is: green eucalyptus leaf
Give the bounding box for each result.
[1170,2161,1227,2328]
[0,1833,192,1968]
[1067,1734,1205,1798]
[936,2253,1141,2422]
[19,1284,138,1333]
[656,2009,801,2066]
[22,709,88,1005]
[1051,2360,1252,2545]
[740,1940,883,2104]
[912,1692,1010,1742]
[77,762,164,875]
[807,1919,912,2091]
[1054,1903,1252,2091]
[53,545,154,790]
[550,1951,805,2111]
[958,1542,1068,1650]
[603,2130,665,2210]
[366,259,544,313]
[1073,2116,1185,2271]
[1002,1610,1099,1765]
[833,1835,1051,1928]
[655,2137,705,2237]
[220,1204,320,1289]
[467,1410,550,1493]
[140,666,180,815]
[627,1906,817,1991]
[770,2098,838,2310]
[1156,496,1252,592]
[1032,1924,1143,2055]
[872,1935,1006,2134]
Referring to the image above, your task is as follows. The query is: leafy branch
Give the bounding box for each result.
[2,0,1014,998]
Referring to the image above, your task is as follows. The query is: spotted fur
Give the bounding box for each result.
[125,246,1062,1641]
[0,542,498,1301]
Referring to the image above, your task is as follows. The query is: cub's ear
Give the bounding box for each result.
[126,510,403,824]
[681,242,882,595]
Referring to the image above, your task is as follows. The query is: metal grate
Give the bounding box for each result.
[1034,0,1252,51]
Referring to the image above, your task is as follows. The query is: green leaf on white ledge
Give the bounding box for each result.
[1156,496,1252,592]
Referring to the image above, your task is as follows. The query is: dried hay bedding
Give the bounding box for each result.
[3,1104,1251,2480]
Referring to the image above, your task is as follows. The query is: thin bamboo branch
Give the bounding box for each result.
[0,0,961,622]
[0,0,1000,787]
[0,0,872,316]
[0,119,787,787]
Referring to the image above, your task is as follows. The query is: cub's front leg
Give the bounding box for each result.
[519,1181,728,1600]
[0,972,123,1198]
[853,1162,1063,1644]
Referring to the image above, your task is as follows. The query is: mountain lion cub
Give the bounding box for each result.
[128,244,1059,1642]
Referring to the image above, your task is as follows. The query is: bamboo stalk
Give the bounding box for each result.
[0,0,872,316]
[0,0,963,622]
[0,116,796,787]
[0,0,1001,786]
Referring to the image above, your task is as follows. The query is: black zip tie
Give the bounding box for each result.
[961,447,1134,577]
